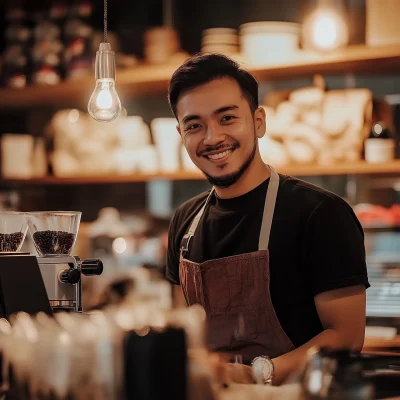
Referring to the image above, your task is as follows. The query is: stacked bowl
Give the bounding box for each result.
[201,28,239,55]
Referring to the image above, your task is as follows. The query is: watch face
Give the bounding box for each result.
[253,357,274,382]
[260,359,274,379]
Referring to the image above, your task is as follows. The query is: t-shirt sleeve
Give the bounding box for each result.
[305,197,370,296]
[165,209,181,285]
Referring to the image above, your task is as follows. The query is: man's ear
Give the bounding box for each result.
[176,124,181,136]
[254,107,267,139]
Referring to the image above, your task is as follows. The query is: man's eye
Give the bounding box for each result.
[221,115,235,122]
[186,123,201,131]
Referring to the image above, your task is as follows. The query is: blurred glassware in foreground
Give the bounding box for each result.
[300,348,400,400]
[0,286,216,400]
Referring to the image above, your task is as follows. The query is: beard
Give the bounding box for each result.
[203,139,257,189]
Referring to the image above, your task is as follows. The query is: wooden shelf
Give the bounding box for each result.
[0,63,180,109]
[0,44,399,109]
[362,223,400,230]
[2,160,400,186]
[0,171,205,185]
[364,335,400,350]
[281,160,400,176]
[249,43,400,81]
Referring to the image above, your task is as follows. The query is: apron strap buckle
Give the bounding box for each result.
[180,234,193,259]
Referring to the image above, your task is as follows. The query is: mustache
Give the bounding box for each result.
[197,141,240,157]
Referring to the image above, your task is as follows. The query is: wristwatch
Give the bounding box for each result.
[251,356,274,385]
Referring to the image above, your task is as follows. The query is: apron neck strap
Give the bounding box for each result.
[258,165,279,250]
[180,165,279,257]
[187,188,214,237]
[180,188,214,259]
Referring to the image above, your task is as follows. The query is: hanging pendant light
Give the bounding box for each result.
[302,0,349,52]
[88,0,121,122]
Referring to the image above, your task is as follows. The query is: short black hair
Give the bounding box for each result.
[168,53,259,120]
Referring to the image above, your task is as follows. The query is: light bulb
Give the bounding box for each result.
[88,78,121,122]
[313,15,338,49]
[302,8,348,52]
[112,237,127,254]
[88,42,122,122]
[96,85,112,109]
[373,123,383,135]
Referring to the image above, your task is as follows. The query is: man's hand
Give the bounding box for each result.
[222,363,255,385]
[207,353,255,385]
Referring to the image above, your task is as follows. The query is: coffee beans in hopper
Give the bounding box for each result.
[0,232,24,252]
[33,230,76,255]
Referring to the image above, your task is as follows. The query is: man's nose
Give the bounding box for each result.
[203,122,226,146]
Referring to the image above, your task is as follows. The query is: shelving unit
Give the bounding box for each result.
[1,44,399,185]
[2,160,400,186]
[0,44,399,109]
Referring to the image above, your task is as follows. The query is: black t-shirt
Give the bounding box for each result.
[166,174,370,348]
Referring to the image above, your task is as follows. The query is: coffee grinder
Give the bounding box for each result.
[0,211,103,317]
[25,211,103,313]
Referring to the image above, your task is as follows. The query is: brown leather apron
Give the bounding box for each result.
[179,166,295,363]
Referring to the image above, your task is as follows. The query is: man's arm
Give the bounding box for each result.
[272,284,366,385]
[173,284,187,307]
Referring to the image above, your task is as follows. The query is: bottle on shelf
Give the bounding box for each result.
[49,1,68,39]
[364,121,396,164]
[1,8,32,88]
[31,11,64,86]
[63,0,94,80]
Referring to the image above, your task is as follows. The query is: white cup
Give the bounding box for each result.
[118,116,151,149]
[114,149,138,174]
[151,118,181,173]
[136,145,159,174]
[1,134,34,179]
[364,138,395,163]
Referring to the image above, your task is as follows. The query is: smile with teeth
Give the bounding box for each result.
[206,149,233,160]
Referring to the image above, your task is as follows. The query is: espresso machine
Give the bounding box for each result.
[37,255,103,312]
[0,210,103,316]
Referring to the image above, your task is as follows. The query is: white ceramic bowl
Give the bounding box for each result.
[239,21,299,66]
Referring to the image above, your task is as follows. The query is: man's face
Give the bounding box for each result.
[176,78,265,187]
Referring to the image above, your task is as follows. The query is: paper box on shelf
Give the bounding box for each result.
[366,0,400,46]
[1,134,34,179]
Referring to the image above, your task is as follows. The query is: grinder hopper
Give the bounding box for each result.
[0,211,28,253]
[25,211,81,257]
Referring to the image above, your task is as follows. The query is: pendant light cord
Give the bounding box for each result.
[163,0,173,27]
[104,0,108,42]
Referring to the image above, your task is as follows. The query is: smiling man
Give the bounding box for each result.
[166,54,369,385]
